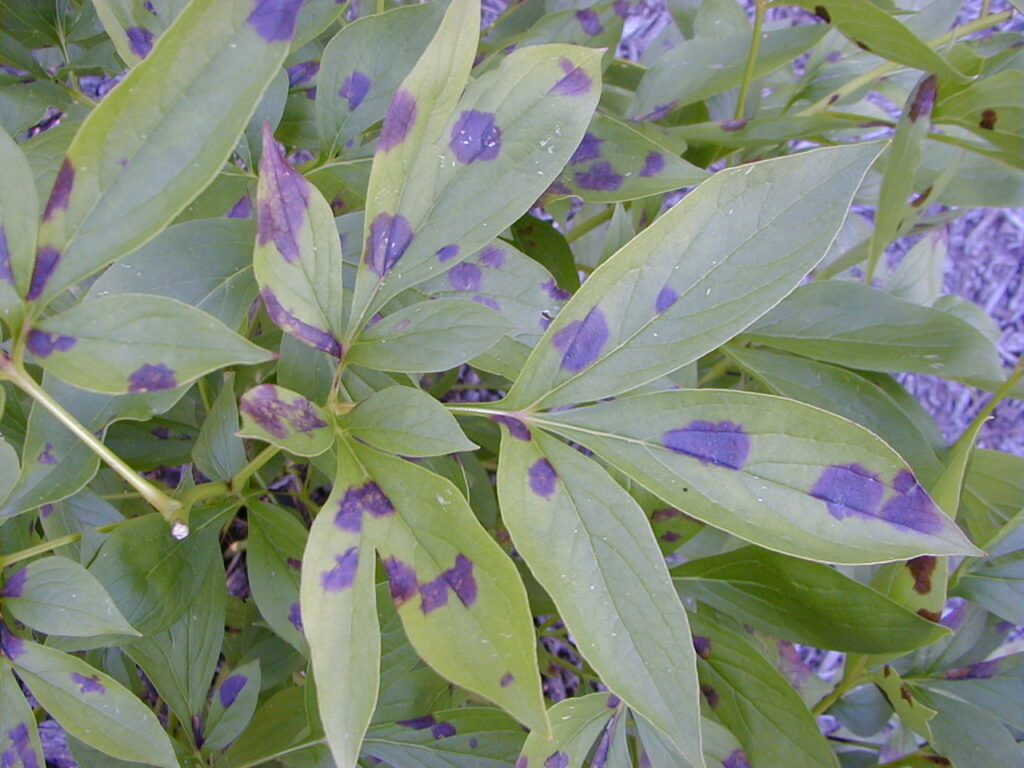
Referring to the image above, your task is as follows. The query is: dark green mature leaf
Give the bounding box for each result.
[688,611,837,768]
[29,0,303,306]
[1,556,137,638]
[0,437,19,506]
[954,516,1024,624]
[673,547,949,653]
[219,686,315,768]
[238,384,334,457]
[742,281,1007,387]
[192,375,247,482]
[918,139,1024,207]
[540,390,981,563]
[203,659,262,754]
[924,652,1024,731]
[960,449,1024,545]
[517,693,616,768]
[345,385,477,457]
[502,143,880,410]
[934,69,1023,155]
[91,0,166,65]
[918,687,1022,768]
[0,664,45,768]
[497,430,702,765]
[247,501,307,654]
[8,638,178,767]
[0,125,37,319]
[28,294,273,395]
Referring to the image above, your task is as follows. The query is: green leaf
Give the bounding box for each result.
[0,125,37,318]
[510,214,580,295]
[0,437,19,506]
[954,519,1024,625]
[345,385,477,458]
[540,390,982,563]
[885,229,945,306]
[688,610,837,768]
[0,665,46,768]
[219,686,314,768]
[924,652,1023,732]
[502,143,881,410]
[290,0,346,50]
[9,638,178,768]
[238,384,334,457]
[28,294,273,395]
[517,693,616,768]
[918,138,1024,207]
[960,449,1024,545]
[247,500,308,654]
[866,665,936,738]
[346,298,512,373]
[91,0,163,66]
[192,374,247,482]
[673,546,949,653]
[742,280,1008,388]
[30,0,303,306]
[203,660,262,754]
[255,123,345,357]
[917,687,1022,768]
[496,429,702,765]
[934,69,1023,155]
[1,555,138,638]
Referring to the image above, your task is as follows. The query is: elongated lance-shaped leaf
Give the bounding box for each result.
[340,438,549,736]
[497,428,703,765]
[26,294,273,395]
[91,0,168,65]
[539,390,982,564]
[0,665,46,768]
[203,659,262,753]
[6,637,178,767]
[502,143,881,410]
[300,449,379,768]
[0,125,36,321]
[255,123,345,357]
[517,693,617,768]
[238,384,334,457]
[29,0,303,307]
[247,500,308,654]
[347,0,602,333]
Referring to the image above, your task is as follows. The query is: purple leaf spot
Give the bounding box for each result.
[365,212,413,276]
[444,554,476,607]
[0,567,27,598]
[944,659,1001,679]
[478,246,505,268]
[448,262,482,292]
[575,9,603,35]
[0,227,11,284]
[723,749,752,768]
[574,162,623,191]
[287,60,320,88]
[339,71,370,110]
[383,557,418,605]
[607,693,621,707]
[542,279,571,301]
[71,673,105,694]
[450,110,501,163]
[227,194,252,219]
[469,737,479,748]
[378,89,417,151]
[879,471,942,534]
[655,285,678,313]
[128,363,177,393]
[247,0,302,42]
[693,636,711,658]
[286,557,302,570]
[219,674,247,708]
[321,547,359,592]
[0,628,25,660]
[125,26,154,58]
[42,158,74,222]
[37,443,57,466]
[491,414,531,441]
[500,673,515,687]
[419,576,449,613]
[528,458,557,498]
[569,132,602,165]
[663,420,750,470]
[550,58,592,97]
[431,722,456,739]
[241,384,327,440]
[810,463,884,521]
[261,288,342,356]
[436,244,459,262]
[27,246,60,301]
[552,306,609,371]
[398,715,436,730]
[258,123,309,264]
[639,151,664,177]
[700,683,719,707]
[25,330,76,358]
[288,602,303,630]
[545,752,569,768]
[639,103,675,121]
[472,295,500,311]
[334,481,394,532]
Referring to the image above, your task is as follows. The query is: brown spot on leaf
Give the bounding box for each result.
[855,40,871,53]
[906,555,936,594]
[911,186,933,207]
[700,684,719,707]
[979,109,997,130]
[814,5,831,22]
[908,76,938,122]
[828,93,840,105]
[918,608,941,622]
[924,757,951,765]
[900,684,914,705]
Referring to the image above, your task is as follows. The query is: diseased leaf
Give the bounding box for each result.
[517,693,616,768]
[238,384,334,457]
[203,659,262,754]
[540,390,982,563]
[497,429,702,765]
[0,125,37,318]
[503,143,881,410]
[866,666,935,738]
[345,385,477,457]
[27,294,274,395]
[0,665,46,768]
[247,500,308,654]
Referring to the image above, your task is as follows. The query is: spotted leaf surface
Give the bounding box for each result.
[551,114,708,202]
[91,0,165,65]
[0,126,37,318]
[27,294,273,395]
[497,430,702,765]
[541,390,981,564]
[255,124,345,357]
[238,384,333,457]
[1,556,138,639]
[0,666,45,768]
[30,0,301,306]
[363,707,526,766]
[203,659,262,754]
[345,385,477,457]
[502,143,880,410]
[8,639,178,767]
[247,500,308,653]
[517,693,616,768]
[348,0,601,331]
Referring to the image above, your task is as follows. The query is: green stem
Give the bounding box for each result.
[697,357,733,388]
[230,445,280,494]
[735,0,767,121]
[812,654,870,715]
[566,206,614,243]
[0,533,82,570]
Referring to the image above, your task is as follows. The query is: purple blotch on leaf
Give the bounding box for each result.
[574,162,623,191]
[478,246,504,268]
[491,414,531,441]
[550,57,591,97]
[655,285,678,313]
[437,244,459,263]
[287,557,301,570]
[639,103,675,121]
[419,578,448,613]
[663,420,750,470]
[287,602,303,630]
[398,715,436,730]
[261,288,342,356]
[500,672,515,687]
[128,363,177,393]
[431,722,456,739]
[419,554,477,614]
[542,279,571,302]
[241,384,327,440]
[693,636,711,658]
[219,674,247,707]
[287,60,320,88]
[334,481,395,532]
[879,470,942,534]
[449,262,482,292]
[450,110,501,163]
[943,658,1001,679]
[639,151,664,177]
[810,463,885,521]
[469,737,479,748]
[552,306,609,371]
[0,628,25,660]
[700,683,719,707]
[378,89,417,151]
[575,9,603,35]
[43,158,74,222]
[528,458,557,498]
[0,227,11,283]
[545,752,569,768]
[258,123,309,264]
[515,758,529,768]
[71,673,105,694]
[227,194,252,219]
[365,212,413,276]
[723,749,752,768]
[25,330,75,358]
[569,132,602,165]
[37,443,56,466]
[607,693,621,707]
[125,27,154,58]
[339,71,370,110]
[321,547,359,592]
[27,246,60,301]
[383,557,418,605]
[246,0,302,42]
[473,295,500,311]
[0,567,27,598]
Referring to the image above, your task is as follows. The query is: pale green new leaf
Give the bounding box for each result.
[0,125,37,317]
[540,390,981,563]
[28,294,273,395]
[503,143,881,410]
[0,665,46,768]
[497,429,702,765]
[345,385,477,457]
[238,384,334,457]
[517,693,616,768]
